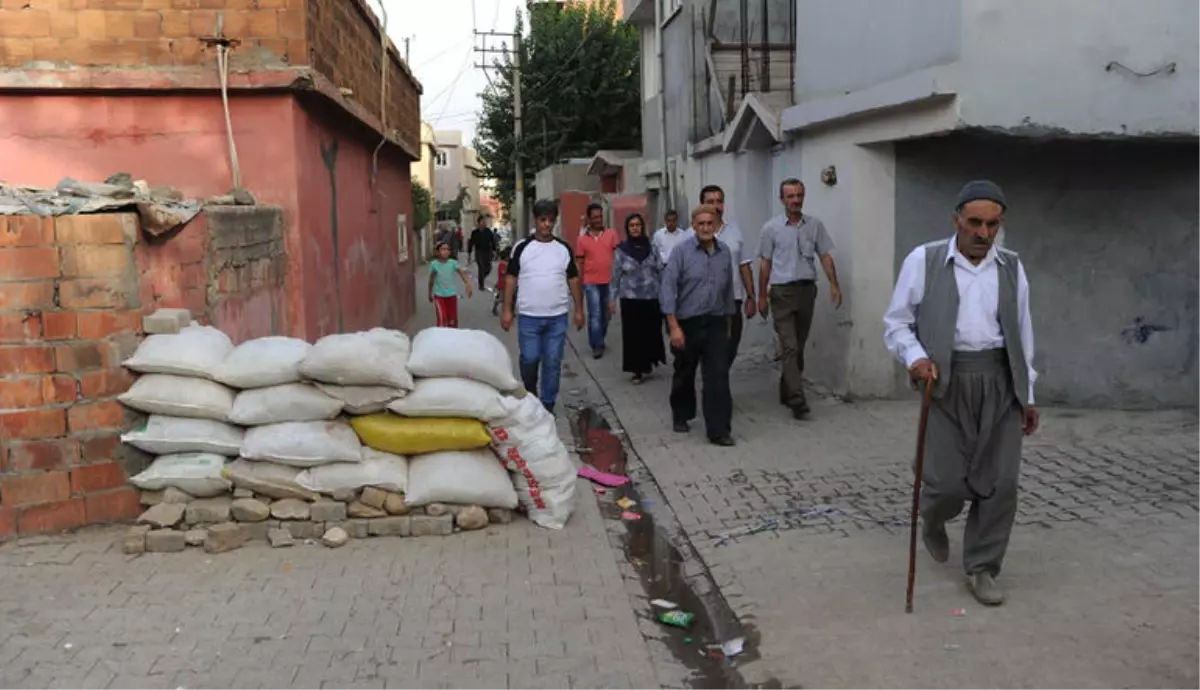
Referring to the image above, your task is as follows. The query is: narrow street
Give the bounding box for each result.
[566,302,1200,687]
[0,266,691,690]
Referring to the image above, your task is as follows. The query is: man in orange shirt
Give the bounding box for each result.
[575,203,621,358]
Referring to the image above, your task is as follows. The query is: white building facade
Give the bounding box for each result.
[625,0,1198,409]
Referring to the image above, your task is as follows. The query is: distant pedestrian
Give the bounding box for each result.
[883,180,1039,607]
[651,209,690,265]
[757,178,843,420]
[574,203,620,359]
[501,199,585,415]
[699,185,757,366]
[608,213,666,384]
[468,215,497,291]
[660,205,736,447]
[428,241,473,327]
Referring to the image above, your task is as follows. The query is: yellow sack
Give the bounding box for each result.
[350,413,492,455]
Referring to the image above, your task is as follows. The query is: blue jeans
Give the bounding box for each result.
[517,313,569,412]
[583,283,611,353]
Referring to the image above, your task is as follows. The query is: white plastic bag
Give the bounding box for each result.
[489,395,577,529]
[299,328,414,390]
[296,448,409,493]
[314,383,405,415]
[406,449,518,509]
[122,324,233,379]
[214,336,312,388]
[229,383,343,425]
[241,421,363,467]
[129,452,230,497]
[406,328,521,392]
[222,459,318,501]
[387,377,509,421]
[121,415,244,456]
[118,374,235,421]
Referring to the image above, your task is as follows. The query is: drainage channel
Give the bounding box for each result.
[571,405,776,689]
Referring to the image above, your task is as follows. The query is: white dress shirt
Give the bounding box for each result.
[883,237,1038,405]
[652,226,692,266]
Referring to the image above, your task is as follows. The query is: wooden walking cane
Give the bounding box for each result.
[905,379,936,614]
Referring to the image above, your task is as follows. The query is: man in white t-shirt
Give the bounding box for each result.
[651,209,690,265]
[502,199,585,414]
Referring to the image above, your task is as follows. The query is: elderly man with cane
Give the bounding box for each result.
[884,180,1039,607]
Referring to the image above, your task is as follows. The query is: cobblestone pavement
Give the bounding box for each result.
[0,270,689,690]
[567,318,1200,688]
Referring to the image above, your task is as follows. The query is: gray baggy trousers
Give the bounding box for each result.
[920,348,1023,576]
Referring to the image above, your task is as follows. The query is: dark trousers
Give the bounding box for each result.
[670,315,732,440]
[769,280,817,408]
[475,256,492,290]
[728,300,743,367]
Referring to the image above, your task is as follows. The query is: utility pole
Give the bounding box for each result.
[475,30,524,237]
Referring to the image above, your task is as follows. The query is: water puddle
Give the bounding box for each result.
[573,406,777,689]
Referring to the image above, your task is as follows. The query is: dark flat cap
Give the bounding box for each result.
[956,180,1007,210]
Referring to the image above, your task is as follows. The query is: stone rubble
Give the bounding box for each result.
[130,485,526,554]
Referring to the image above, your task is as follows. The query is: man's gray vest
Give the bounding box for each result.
[914,240,1030,404]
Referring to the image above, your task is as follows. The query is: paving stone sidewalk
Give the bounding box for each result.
[0,270,681,690]
[568,317,1200,688]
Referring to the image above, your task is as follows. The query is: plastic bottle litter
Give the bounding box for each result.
[657,610,694,628]
[650,598,678,610]
[620,511,642,521]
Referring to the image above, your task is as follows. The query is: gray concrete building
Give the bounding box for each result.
[624,0,1198,408]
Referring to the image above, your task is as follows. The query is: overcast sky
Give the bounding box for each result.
[388,0,527,146]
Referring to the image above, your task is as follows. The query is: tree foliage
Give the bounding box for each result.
[474,0,640,210]
[411,179,433,231]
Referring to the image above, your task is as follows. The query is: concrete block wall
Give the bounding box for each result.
[0,215,145,538]
[1,209,290,539]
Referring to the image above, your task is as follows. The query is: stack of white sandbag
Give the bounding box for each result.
[118,324,240,497]
[387,327,579,530]
[118,327,415,504]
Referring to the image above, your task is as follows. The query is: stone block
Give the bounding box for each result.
[204,522,246,553]
[384,492,409,515]
[185,497,232,525]
[231,498,270,522]
[140,490,163,506]
[233,488,254,499]
[424,503,450,517]
[138,502,184,528]
[368,516,410,537]
[348,501,386,518]
[348,519,370,539]
[321,527,349,548]
[240,520,273,541]
[331,488,357,503]
[162,487,193,504]
[146,528,186,552]
[184,529,206,546]
[120,525,150,554]
[310,499,346,523]
[410,514,453,537]
[270,498,310,520]
[456,506,488,531]
[359,486,387,509]
[285,521,323,539]
[142,308,190,335]
[268,528,293,548]
[487,508,514,525]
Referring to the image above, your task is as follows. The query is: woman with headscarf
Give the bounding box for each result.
[608,213,667,383]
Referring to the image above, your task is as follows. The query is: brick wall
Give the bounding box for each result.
[1,215,144,538]
[1,209,289,538]
[306,0,420,154]
[0,0,421,154]
[0,0,307,68]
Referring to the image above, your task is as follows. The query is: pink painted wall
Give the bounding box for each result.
[0,91,415,341]
[292,101,414,339]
